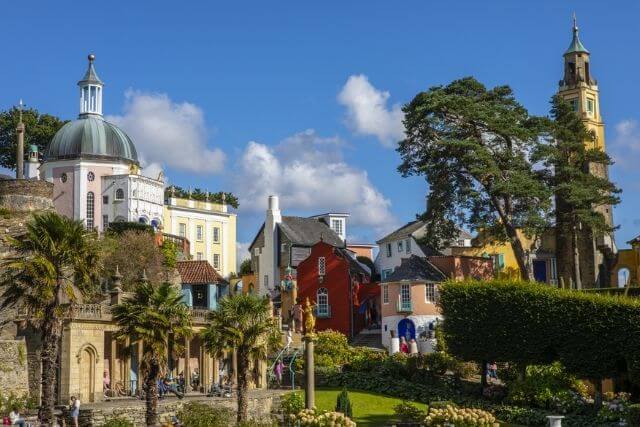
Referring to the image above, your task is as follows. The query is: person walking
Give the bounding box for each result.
[70,396,80,427]
[274,359,285,387]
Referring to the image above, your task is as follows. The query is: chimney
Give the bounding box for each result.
[260,195,282,296]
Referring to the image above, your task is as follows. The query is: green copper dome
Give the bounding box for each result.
[565,17,589,55]
[45,116,138,164]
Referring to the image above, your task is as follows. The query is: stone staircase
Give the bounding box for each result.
[350,328,383,349]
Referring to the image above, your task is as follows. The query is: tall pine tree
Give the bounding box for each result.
[535,96,620,288]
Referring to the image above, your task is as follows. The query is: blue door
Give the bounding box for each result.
[533,260,547,283]
[398,319,415,341]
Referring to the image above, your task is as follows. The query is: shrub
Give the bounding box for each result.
[424,351,456,375]
[393,401,426,423]
[335,388,353,418]
[288,409,356,427]
[175,402,234,427]
[107,221,154,235]
[102,417,134,427]
[424,405,496,426]
[492,405,547,426]
[280,391,304,416]
[628,404,640,427]
[597,392,629,423]
[439,280,640,382]
[315,330,352,366]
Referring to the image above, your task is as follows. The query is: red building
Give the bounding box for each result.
[296,241,375,338]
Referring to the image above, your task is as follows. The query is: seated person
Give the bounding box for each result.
[163,377,184,399]
[9,407,25,427]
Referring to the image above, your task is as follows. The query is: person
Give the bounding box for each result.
[191,368,200,390]
[9,407,25,427]
[164,377,184,399]
[274,359,284,386]
[285,328,293,349]
[409,338,418,355]
[218,364,226,387]
[70,396,80,427]
[177,372,185,393]
[292,301,304,333]
[488,361,498,382]
[103,370,111,397]
[400,337,409,354]
[157,377,167,399]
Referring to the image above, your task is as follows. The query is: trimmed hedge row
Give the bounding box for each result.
[439,280,640,381]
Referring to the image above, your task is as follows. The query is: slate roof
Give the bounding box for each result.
[279,216,344,247]
[337,248,371,277]
[376,219,472,245]
[176,260,227,284]
[382,255,446,283]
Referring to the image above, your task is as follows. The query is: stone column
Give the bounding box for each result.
[185,337,191,393]
[16,120,24,180]
[304,335,315,409]
[136,341,143,394]
[212,356,219,386]
[110,336,117,391]
[124,337,131,395]
[232,349,238,386]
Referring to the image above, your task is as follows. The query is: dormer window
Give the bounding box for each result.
[331,219,343,237]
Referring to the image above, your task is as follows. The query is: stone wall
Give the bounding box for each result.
[0,339,30,397]
[74,393,282,426]
[0,179,53,212]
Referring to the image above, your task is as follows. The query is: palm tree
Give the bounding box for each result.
[112,282,192,426]
[0,212,99,425]
[201,293,279,422]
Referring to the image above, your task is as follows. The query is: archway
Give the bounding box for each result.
[618,268,631,288]
[398,318,415,341]
[78,346,97,402]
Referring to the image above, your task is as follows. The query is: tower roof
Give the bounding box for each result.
[77,54,103,86]
[564,14,589,55]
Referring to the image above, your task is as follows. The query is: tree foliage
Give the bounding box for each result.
[0,212,99,424]
[398,77,551,280]
[0,107,67,170]
[201,293,278,422]
[239,259,252,275]
[112,282,192,426]
[439,280,640,382]
[165,185,239,209]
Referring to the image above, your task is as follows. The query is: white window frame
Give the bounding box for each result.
[386,243,392,257]
[382,269,393,280]
[179,223,187,238]
[382,284,389,304]
[400,283,411,304]
[196,225,203,241]
[115,188,124,201]
[254,247,260,256]
[397,240,403,253]
[318,257,326,276]
[406,238,411,254]
[425,283,436,303]
[86,192,95,229]
[102,214,109,230]
[586,97,595,116]
[196,252,203,261]
[317,287,329,316]
[213,227,220,243]
[264,275,269,288]
[331,219,343,236]
[213,254,220,270]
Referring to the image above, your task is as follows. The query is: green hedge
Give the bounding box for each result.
[439,280,640,381]
[106,221,154,235]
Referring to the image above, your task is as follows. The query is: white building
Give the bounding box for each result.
[102,173,164,229]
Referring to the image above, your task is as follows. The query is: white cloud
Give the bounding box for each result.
[610,119,640,170]
[235,129,398,236]
[338,74,404,147]
[141,162,164,182]
[107,90,226,174]
[236,241,251,269]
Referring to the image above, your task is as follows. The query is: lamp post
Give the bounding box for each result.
[303,297,316,409]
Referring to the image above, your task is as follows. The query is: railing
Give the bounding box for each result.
[162,232,191,257]
[314,305,331,319]
[396,300,413,313]
[190,308,210,323]
[71,304,111,320]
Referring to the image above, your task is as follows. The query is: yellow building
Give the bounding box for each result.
[163,195,237,277]
[611,237,640,287]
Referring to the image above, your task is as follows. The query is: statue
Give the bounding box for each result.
[304,297,315,335]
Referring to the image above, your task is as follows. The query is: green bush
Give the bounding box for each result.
[102,417,134,427]
[335,388,353,418]
[439,280,640,382]
[393,401,426,423]
[280,391,304,416]
[315,330,352,366]
[492,405,547,426]
[628,404,640,427]
[106,221,154,235]
[175,402,234,427]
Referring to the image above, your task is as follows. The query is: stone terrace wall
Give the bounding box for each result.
[75,393,282,426]
[0,339,30,396]
[0,179,53,212]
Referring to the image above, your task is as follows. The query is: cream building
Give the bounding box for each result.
[164,195,237,277]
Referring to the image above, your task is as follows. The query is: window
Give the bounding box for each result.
[317,288,329,316]
[587,98,595,115]
[102,215,109,230]
[179,223,186,238]
[382,269,393,280]
[264,275,269,288]
[425,283,436,303]
[400,283,411,304]
[569,98,579,112]
[406,239,411,254]
[86,192,94,229]
[196,225,203,241]
[213,254,220,270]
[386,243,392,257]
[397,240,403,253]
[318,257,326,276]
[102,195,109,204]
[196,252,203,261]
[382,284,389,304]
[115,188,124,201]
[331,219,343,236]
[254,247,260,256]
[213,227,220,243]
[492,254,505,272]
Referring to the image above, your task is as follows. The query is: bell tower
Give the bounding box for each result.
[556,15,616,287]
[78,54,104,117]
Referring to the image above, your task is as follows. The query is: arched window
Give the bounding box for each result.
[316,287,329,317]
[86,192,95,229]
[248,283,254,294]
[618,268,631,288]
[138,217,148,224]
[115,188,124,201]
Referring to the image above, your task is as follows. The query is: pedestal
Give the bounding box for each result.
[390,337,399,355]
[547,415,564,427]
[304,335,315,409]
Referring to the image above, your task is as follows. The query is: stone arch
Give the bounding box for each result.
[76,343,99,403]
[617,266,631,288]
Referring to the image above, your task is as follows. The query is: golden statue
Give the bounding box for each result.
[304,297,315,335]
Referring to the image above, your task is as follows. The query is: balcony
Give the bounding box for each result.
[314,305,331,319]
[190,308,211,324]
[396,300,413,313]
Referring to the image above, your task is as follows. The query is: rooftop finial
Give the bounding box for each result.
[88,53,95,63]
[18,99,23,124]
[572,12,577,32]
[564,12,589,55]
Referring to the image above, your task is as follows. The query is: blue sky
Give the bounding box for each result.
[3,1,640,256]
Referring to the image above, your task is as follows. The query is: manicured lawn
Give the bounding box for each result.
[309,387,427,427]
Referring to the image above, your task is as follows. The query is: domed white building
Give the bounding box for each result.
[40,55,165,231]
